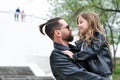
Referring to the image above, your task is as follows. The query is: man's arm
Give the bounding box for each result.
[50,51,110,80]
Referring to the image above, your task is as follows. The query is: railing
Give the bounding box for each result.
[0,10,47,20]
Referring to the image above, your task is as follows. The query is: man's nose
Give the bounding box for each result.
[69,26,72,31]
[70,28,72,31]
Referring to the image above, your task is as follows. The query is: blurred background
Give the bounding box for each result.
[0,0,120,80]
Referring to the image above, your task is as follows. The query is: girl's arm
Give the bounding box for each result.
[62,33,107,61]
[73,33,106,61]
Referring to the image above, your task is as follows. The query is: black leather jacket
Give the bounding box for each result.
[50,42,110,80]
[73,32,113,76]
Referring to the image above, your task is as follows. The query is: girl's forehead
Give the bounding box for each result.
[78,16,85,21]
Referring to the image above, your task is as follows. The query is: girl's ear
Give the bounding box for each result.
[54,30,61,37]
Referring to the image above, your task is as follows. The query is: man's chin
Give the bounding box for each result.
[68,37,74,42]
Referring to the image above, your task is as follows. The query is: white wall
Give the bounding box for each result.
[0,12,53,76]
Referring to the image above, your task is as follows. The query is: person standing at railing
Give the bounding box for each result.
[20,10,25,22]
[14,7,21,21]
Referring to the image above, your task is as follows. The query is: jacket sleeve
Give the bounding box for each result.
[73,33,105,61]
[50,51,110,80]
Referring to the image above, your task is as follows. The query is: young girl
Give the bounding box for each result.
[63,12,113,80]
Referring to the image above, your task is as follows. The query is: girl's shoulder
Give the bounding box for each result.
[94,32,102,37]
[74,40,83,48]
[75,40,82,44]
[94,32,105,40]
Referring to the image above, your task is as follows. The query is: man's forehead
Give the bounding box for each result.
[59,19,68,26]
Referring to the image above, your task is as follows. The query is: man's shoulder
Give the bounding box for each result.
[50,49,69,61]
[51,49,67,57]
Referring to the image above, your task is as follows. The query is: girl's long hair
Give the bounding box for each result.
[77,12,105,44]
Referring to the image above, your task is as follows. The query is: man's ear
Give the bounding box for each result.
[54,30,61,37]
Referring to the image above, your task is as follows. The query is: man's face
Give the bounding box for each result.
[59,19,73,42]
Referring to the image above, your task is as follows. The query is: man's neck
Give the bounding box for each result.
[54,39,69,47]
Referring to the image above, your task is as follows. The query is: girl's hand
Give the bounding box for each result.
[62,50,73,59]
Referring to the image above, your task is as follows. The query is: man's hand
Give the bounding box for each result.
[62,50,73,59]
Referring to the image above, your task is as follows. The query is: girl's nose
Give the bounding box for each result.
[77,24,80,28]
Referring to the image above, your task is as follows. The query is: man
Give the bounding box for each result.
[14,7,20,21]
[39,17,110,80]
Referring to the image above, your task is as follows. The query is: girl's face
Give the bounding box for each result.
[77,16,89,34]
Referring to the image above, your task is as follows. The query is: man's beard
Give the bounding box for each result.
[64,34,74,42]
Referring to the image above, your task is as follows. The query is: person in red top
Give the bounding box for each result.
[21,10,25,22]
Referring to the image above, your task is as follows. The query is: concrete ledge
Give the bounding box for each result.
[0,76,54,80]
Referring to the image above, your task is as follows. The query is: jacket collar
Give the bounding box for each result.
[54,42,70,51]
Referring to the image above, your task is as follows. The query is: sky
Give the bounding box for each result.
[0,0,51,19]
[0,0,53,57]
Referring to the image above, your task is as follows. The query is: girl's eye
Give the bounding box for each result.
[77,20,83,24]
[78,21,82,24]
[80,21,83,23]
